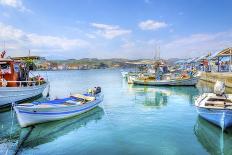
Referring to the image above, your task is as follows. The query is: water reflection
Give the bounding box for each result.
[194,117,232,155]
[21,107,104,149]
[0,108,21,155]
[0,109,20,141]
[127,85,199,107]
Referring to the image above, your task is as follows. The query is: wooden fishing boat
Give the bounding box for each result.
[133,76,198,86]
[0,57,48,107]
[127,74,136,84]
[14,87,103,127]
[0,82,47,107]
[195,93,232,129]
[195,81,232,129]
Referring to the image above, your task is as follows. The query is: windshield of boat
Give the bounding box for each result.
[0,63,11,74]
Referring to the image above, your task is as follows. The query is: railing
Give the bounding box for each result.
[0,80,46,87]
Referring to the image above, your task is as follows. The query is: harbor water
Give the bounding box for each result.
[1,69,232,155]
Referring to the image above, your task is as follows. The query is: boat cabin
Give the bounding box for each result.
[0,58,30,87]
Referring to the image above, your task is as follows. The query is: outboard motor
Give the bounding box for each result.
[214,81,225,96]
[95,87,101,94]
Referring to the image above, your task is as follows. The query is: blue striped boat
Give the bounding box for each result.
[133,77,198,86]
[195,93,232,130]
[14,91,103,127]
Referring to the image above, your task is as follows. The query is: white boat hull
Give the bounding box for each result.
[14,95,103,127]
[133,77,198,86]
[0,83,47,107]
[127,75,136,84]
[121,71,128,78]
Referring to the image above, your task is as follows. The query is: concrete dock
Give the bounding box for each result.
[200,72,232,88]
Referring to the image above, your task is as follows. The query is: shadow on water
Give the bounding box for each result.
[20,107,104,149]
[127,84,199,107]
[194,117,232,155]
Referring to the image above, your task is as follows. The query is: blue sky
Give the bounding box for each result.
[0,0,232,59]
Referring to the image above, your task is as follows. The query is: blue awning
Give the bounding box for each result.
[208,51,221,60]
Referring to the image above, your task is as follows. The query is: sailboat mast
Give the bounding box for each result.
[154,45,156,60]
[158,45,160,60]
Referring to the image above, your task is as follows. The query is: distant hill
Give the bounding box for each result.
[37,58,183,70]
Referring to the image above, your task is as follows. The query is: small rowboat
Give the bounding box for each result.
[14,87,103,127]
[133,77,198,86]
[195,81,232,130]
[195,93,232,130]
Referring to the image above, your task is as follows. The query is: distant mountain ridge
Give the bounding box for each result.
[37,58,183,70]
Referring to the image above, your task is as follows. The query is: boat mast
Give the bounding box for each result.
[158,45,160,60]
[154,45,157,61]
[230,48,232,72]
[154,45,160,61]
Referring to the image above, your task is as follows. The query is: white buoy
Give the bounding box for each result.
[214,81,225,96]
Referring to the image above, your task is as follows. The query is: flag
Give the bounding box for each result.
[1,50,6,58]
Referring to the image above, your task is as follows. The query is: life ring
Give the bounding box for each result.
[1,78,7,87]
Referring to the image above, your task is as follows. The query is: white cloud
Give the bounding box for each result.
[0,23,89,57]
[116,30,232,59]
[162,31,232,58]
[0,0,30,12]
[91,23,131,39]
[138,20,167,30]
[121,41,135,49]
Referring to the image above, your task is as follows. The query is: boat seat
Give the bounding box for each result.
[208,96,227,100]
[65,100,82,105]
[205,101,225,107]
[71,94,95,101]
[205,100,232,107]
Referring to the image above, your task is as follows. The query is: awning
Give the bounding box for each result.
[195,54,210,62]
[215,48,232,57]
[207,51,221,60]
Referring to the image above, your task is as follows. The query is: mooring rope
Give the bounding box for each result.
[46,82,50,98]
[13,126,34,155]
[4,101,16,155]
[10,102,15,139]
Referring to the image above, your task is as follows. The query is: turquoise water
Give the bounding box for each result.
[1,69,232,155]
